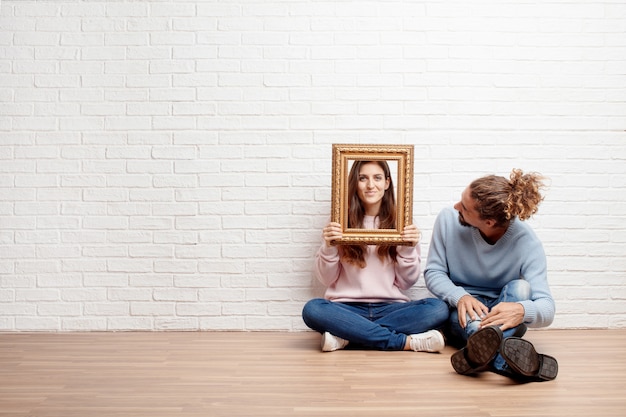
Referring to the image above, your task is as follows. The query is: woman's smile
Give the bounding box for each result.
[356,162,390,215]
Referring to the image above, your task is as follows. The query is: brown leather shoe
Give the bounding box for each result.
[500,337,558,381]
[451,326,503,375]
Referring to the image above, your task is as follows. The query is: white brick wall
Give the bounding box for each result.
[1,0,625,331]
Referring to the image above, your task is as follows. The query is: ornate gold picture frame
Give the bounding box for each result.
[330,144,414,246]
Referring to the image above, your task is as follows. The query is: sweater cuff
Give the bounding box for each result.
[396,245,417,257]
[520,300,536,324]
[318,244,340,259]
[450,288,471,307]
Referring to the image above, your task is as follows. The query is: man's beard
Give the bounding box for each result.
[458,213,471,228]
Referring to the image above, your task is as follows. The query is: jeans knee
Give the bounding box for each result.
[301,298,326,327]
[430,298,450,321]
[504,279,531,301]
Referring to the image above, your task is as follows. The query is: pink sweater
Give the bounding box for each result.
[314,217,421,303]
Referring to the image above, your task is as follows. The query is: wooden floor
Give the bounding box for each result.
[1,330,625,417]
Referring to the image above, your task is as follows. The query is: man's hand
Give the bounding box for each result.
[457,295,489,328]
[480,302,525,331]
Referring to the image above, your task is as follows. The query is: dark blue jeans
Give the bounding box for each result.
[302,298,449,350]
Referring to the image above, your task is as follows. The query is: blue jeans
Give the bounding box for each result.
[302,298,449,350]
[448,279,531,374]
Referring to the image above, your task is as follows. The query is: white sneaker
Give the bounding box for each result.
[408,330,445,353]
[321,332,349,352]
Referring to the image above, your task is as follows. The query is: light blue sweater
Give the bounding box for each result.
[425,206,555,328]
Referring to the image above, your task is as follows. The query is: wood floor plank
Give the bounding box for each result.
[0,330,625,416]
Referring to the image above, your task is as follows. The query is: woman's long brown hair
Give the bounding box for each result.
[341,160,397,268]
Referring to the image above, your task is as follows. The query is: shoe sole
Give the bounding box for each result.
[451,349,474,374]
[451,326,503,375]
[500,337,558,381]
[466,326,503,365]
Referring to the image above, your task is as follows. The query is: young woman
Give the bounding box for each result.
[302,160,449,352]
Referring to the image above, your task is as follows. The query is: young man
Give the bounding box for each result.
[425,169,558,382]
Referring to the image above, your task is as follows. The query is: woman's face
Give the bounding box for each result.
[356,162,390,215]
